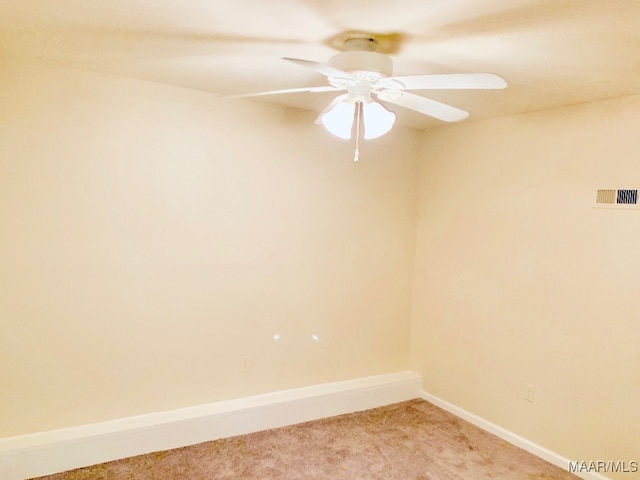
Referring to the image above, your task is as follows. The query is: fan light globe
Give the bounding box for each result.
[321,100,396,140]
[321,101,354,139]
[362,102,396,139]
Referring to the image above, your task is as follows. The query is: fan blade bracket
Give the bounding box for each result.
[374,78,406,92]
[375,89,403,102]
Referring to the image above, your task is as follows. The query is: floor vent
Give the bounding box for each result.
[595,188,639,209]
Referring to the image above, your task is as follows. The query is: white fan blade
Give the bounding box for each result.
[383,73,507,90]
[230,85,341,98]
[314,94,349,124]
[378,91,469,122]
[283,57,353,79]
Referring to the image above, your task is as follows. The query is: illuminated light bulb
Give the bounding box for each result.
[321,101,355,139]
[321,100,395,140]
[273,333,281,341]
[362,102,396,139]
[311,334,320,342]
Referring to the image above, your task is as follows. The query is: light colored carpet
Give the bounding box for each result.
[33,399,579,479]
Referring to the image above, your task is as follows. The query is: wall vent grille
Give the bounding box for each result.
[616,189,638,204]
[596,189,616,204]
[595,188,639,209]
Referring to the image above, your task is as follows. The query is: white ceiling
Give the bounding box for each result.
[2,0,639,129]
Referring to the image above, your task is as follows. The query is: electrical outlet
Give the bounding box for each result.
[524,383,535,402]
[241,356,253,373]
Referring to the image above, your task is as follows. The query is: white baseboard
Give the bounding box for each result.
[421,391,611,480]
[0,371,422,480]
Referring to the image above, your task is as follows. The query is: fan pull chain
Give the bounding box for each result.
[353,101,363,162]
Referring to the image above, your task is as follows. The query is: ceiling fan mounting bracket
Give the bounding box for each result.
[325,30,403,55]
[343,37,378,52]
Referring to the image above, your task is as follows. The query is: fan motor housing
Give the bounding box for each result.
[329,51,393,77]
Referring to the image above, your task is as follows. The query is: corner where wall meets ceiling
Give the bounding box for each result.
[0,0,638,130]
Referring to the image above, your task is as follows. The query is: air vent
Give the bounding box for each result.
[595,188,640,209]
[596,189,616,204]
[617,189,638,204]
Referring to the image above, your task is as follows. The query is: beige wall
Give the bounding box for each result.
[0,58,419,436]
[3,55,638,474]
[410,94,640,475]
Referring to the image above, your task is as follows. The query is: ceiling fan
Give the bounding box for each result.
[234,33,507,156]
